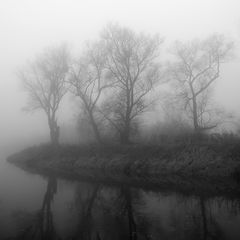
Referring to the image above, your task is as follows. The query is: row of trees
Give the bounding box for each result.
[19,24,233,146]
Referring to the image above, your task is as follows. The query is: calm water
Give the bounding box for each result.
[1,153,240,240]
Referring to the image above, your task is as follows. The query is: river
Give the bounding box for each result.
[1,153,240,240]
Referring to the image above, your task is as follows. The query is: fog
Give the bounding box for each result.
[2,2,240,239]
[1,0,240,153]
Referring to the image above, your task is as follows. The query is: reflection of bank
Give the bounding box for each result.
[73,184,101,239]
[121,187,137,240]
[183,195,226,240]
[9,178,238,240]
[9,177,59,240]
[199,196,224,240]
[72,184,140,240]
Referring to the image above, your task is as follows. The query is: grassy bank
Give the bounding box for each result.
[7,140,240,197]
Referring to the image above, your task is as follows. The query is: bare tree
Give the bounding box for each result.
[169,35,233,133]
[101,24,162,144]
[19,45,69,146]
[69,42,113,144]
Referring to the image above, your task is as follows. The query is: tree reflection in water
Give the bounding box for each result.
[72,184,101,240]
[71,185,146,240]
[39,177,58,240]
[8,177,59,240]
[6,179,240,240]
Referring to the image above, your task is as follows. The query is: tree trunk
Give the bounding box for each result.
[120,119,130,144]
[120,87,131,145]
[50,127,59,147]
[88,111,102,144]
[192,95,199,133]
[48,118,59,147]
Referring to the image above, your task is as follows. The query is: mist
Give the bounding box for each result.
[1,1,240,239]
[0,0,240,153]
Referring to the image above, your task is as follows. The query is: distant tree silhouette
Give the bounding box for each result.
[169,35,232,133]
[19,45,69,146]
[101,24,163,144]
[69,42,113,144]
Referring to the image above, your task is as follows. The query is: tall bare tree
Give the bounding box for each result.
[19,45,69,146]
[101,24,162,144]
[69,42,113,144]
[169,35,232,133]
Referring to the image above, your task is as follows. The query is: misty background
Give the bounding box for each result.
[1,0,240,153]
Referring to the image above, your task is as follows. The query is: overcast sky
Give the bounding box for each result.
[1,0,240,151]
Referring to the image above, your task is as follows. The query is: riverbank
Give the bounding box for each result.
[7,141,240,197]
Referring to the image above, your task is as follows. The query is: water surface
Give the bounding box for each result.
[1,154,240,240]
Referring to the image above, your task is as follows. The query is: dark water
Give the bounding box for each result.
[1,155,240,240]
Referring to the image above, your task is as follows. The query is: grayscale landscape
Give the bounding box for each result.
[1,0,240,239]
